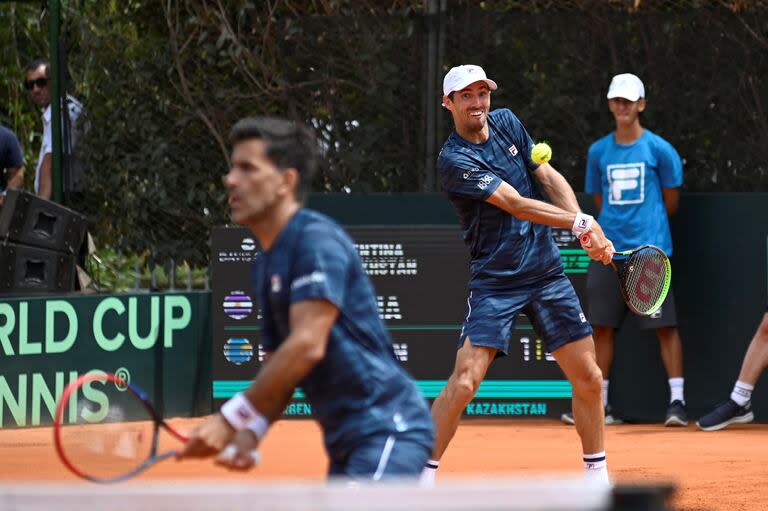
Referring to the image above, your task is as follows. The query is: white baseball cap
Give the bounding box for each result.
[443,65,498,97]
[606,73,645,101]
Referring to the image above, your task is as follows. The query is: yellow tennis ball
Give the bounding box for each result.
[531,142,552,165]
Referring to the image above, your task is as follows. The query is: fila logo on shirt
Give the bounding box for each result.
[508,144,518,156]
[607,162,645,205]
[271,275,282,293]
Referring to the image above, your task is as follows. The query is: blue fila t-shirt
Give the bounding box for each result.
[585,130,683,255]
[438,108,563,289]
[252,209,433,457]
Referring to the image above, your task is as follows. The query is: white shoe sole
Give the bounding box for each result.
[664,416,689,427]
[561,414,622,425]
[696,411,754,431]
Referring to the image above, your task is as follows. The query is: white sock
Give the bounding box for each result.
[731,381,754,407]
[583,452,609,485]
[419,459,439,486]
[601,380,609,407]
[668,377,685,403]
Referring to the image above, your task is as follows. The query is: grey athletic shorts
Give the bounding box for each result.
[586,260,677,330]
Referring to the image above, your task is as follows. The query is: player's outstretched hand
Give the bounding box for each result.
[177,413,236,459]
[580,222,614,265]
[215,430,261,471]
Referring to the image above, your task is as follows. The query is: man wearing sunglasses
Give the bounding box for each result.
[0,123,24,207]
[24,59,83,201]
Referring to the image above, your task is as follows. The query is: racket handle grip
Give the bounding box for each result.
[580,233,616,262]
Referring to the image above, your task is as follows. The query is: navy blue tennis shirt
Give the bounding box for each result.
[438,108,563,288]
[0,125,24,191]
[252,209,433,457]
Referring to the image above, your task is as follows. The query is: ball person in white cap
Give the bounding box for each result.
[421,65,615,485]
[564,73,686,428]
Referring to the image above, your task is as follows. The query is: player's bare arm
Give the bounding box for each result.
[210,352,292,471]
[180,299,338,459]
[486,182,613,263]
[6,165,24,190]
[38,153,52,199]
[532,162,580,213]
[242,299,337,418]
[662,188,680,216]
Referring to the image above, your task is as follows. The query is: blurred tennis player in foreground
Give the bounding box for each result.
[180,117,434,479]
[421,65,614,485]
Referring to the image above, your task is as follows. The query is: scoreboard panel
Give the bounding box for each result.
[211,225,589,419]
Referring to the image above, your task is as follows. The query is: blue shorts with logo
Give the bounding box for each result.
[458,271,592,355]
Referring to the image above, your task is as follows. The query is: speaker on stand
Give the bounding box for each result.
[0,190,87,294]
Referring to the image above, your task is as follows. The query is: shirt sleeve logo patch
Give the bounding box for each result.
[291,271,327,291]
[477,174,494,190]
[508,144,518,156]
[462,167,479,179]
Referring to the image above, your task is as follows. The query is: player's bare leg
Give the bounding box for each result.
[420,337,495,483]
[656,327,683,378]
[592,326,615,379]
[735,313,768,384]
[561,326,614,425]
[552,336,609,483]
[593,326,615,409]
[697,313,768,430]
[657,327,688,425]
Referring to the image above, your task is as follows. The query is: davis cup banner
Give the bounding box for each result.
[211,225,589,419]
[0,292,210,428]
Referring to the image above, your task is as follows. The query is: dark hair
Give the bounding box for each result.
[24,59,49,76]
[229,117,319,201]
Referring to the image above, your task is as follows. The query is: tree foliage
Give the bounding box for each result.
[0,0,765,266]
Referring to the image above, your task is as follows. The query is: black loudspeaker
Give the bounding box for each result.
[0,190,87,254]
[0,242,75,293]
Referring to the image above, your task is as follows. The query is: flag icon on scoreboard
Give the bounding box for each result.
[223,338,254,365]
[223,291,253,320]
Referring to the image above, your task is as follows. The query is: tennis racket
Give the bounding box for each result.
[53,372,188,483]
[580,234,671,316]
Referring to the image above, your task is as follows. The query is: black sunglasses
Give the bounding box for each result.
[23,77,49,91]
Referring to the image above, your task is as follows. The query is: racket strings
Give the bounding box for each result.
[57,380,156,480]
[621,248,669,313]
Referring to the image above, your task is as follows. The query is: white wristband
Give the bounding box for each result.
[572,212,594,236]
[220,392,270,439]
[246,413,270,441]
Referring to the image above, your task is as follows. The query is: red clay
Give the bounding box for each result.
[1,418,766,510]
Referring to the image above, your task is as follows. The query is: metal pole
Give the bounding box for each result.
[49,0,63,203]
[424,0,438,192]
[436,0,447,159]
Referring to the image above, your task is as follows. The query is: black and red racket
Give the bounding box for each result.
[53,372,188,483]
[580,234,671,316]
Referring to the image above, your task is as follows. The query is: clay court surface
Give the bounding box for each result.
[1,418,766,510]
